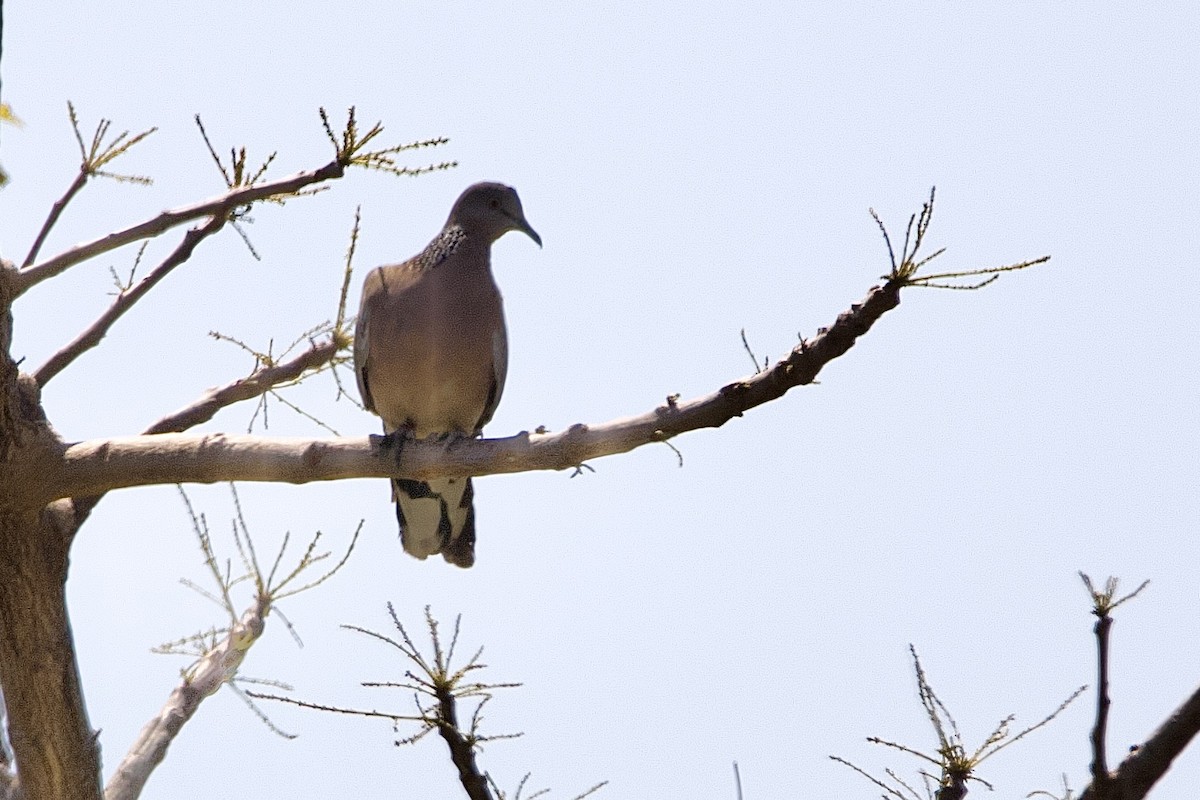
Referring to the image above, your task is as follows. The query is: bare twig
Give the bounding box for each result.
[828,755,910,799]
[23,172,87,268]
[33,215,228,387]
[1075,573,1183,800]
[1029,774,1075,800]
[836,645,1083,800]
[1080,574,1150,617]
[435,680,496,800]
[241,692,422,722]
[194,113,306,260]
[23,102,157,268]
[871,187,1049,289]
[334,207,361,339]
[1079,574,1150,789]
[739,328,766,373]
[195,114,278,195]
[354,606,520,800]
[107,242,149,294]
[1090,612,1114,787]
[207,323,350,434]
[330,207,364,406]
[319,105,456,176]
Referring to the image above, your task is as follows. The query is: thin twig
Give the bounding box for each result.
[1079,572,1150,795]
[1089,590,1114,789]
[829,755,910,800]
[23,102,157,267]
[22,172,87,268]
[335,205,361,335]
[241,692,423,721]
[739,328,765,373]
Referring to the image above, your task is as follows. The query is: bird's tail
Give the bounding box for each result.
[392,476,476,568]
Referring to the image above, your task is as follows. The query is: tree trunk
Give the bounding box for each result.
[0,505,102,800]
[1,261,101,799]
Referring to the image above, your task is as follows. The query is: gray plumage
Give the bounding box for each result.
[354,182,540,567]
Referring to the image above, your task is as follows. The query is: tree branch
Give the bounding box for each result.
[1090,613,1113,788]
[13,161,344,297]
[33,215,228,387]
[1111,684,1200,800]
[435,684,494,800]
[104,598,267,800]
[143,335,342,435]
[22,172,87,268]
[28,280,903,506]
[1078,683,1200,800]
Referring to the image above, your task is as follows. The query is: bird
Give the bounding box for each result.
[354,182,541,568]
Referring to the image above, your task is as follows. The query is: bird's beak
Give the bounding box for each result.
[506,211,542,248]
[519,219,542,248]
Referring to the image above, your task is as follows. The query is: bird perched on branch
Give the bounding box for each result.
[354,182,541,567]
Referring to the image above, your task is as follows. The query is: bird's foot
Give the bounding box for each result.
[374,428,416,463]
[431,429,474,452]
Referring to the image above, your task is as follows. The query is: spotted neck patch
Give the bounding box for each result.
[412,225,467,272]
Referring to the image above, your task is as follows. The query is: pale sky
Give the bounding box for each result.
[4,2,1199,798]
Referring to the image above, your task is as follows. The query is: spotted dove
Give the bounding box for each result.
[354,182,540,567]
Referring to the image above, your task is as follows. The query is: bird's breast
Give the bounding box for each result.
[367,283,508,437]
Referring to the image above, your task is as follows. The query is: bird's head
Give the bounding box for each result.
[449,182,542,247]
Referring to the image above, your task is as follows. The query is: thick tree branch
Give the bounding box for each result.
[33,215,228,387]
[13,161,344,297]
[28,280,901,506]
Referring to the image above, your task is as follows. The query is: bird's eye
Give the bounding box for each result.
[489,198,501,209]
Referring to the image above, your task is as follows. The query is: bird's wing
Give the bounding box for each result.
[353,280,375,415]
